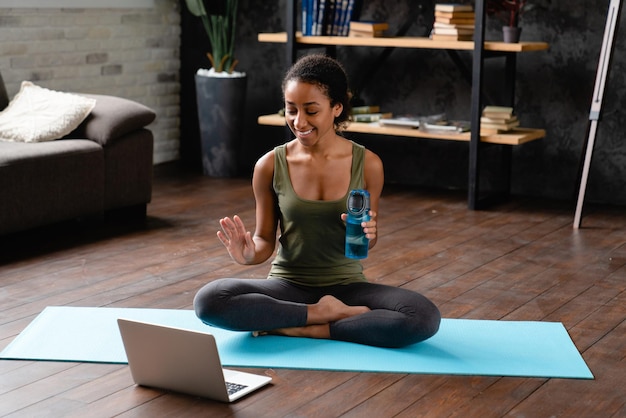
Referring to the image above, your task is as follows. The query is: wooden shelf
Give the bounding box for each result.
[258,114,545,146]
[261,0,550,209]
[258,32,549,53]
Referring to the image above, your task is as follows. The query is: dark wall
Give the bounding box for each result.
[181,0,626,205]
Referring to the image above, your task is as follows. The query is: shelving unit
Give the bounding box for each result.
[257,0,549,209]
[258,32,548,53]
[258,114,545,146]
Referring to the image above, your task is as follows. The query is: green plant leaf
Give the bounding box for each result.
[184,0,239,73]
[184,0,207,17]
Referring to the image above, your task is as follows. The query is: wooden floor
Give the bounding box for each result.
[0,164,624,417]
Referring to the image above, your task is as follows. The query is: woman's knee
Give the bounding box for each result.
[422,304,442,339]
[193,278,234,323]
[412,299,441,342]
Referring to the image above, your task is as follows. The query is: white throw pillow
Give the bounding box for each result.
[0,81,96,143]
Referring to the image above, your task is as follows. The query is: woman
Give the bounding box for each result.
[194,54,440,348]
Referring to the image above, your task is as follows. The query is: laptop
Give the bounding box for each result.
[117,318,272,402]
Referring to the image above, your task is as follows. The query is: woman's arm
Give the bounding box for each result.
[250,150,280,262]
[363,149,384,249]
[216,151,279,265]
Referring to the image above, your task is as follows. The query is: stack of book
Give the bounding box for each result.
[349,21,389,38]
[480,106,520,133]
[302,0,356,36]
[350,105,392,123]
[431,3,475,41]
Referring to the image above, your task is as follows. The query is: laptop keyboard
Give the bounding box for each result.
[226,381,248,395]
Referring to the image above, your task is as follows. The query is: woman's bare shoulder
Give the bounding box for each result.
[364,148,383,171]
[255,148,276,173]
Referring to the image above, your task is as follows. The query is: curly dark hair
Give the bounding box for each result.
[282,54,352,131]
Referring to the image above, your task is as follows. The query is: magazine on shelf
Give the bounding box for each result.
[379,115,423,128]
[379,114,469,133]
[422,120,471,133]
[352,112,392,122]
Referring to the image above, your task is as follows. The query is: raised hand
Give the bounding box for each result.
[217,215,256,264]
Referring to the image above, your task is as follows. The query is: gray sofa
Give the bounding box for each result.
[0,73,155,236]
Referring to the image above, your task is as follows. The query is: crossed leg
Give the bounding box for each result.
[194,278,440,348]
[261,295,370,339]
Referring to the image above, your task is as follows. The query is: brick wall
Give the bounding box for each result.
[0,2,180,164]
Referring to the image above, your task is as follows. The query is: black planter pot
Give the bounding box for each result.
[194,73,247,177]
[502,26,522,43]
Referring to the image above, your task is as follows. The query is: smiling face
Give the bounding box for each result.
[283,80,343,147]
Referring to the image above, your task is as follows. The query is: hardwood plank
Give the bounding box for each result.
[509,323,626,417]
[0,164,624,417]
[0,363,94,416]
[448,377,547,417]
[289,373,404,416]
[341,375,449,417]
[393,376,501,417]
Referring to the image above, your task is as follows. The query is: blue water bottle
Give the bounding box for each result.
[345,189,371,259]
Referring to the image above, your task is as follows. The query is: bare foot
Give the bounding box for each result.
[307,295,370,325]
[251,296,369,340]
[257,324,331,340]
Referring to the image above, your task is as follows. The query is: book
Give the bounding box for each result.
[332,0,347,35]
[302,0,356,37]
[433,17,475,25]
[480,119,520,131]
[480,127,503,135]
[379,115,422,128]
[435,3,473,12]
[314,0,325,35]
[482,106,514,119]
[483,105,514,113]
[482,113,514,120]
[351,105,381,114]
[423,119,471,132]
[352,112,392,122]
[302,0,313,35]
[434,22,475,30]
[340,0,356,35]
[480,115,518,124]
[480,105,518,131]
[433,27,474,36]
[433,6,474,38]
[435,10,475,19]
[431,33,474,41]
[349,29,387,37]
[324,0,337,35]
[349,21,389,32]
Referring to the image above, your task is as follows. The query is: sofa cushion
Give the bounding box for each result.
[0,140,105,235]
[69,94,156,146]
[0,81,96,143]
[103,129,153,210]
[0,138,102,166]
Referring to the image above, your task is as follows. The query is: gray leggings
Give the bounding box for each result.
[193,278,441,348]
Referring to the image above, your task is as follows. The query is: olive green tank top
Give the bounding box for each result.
[268,141,368,287]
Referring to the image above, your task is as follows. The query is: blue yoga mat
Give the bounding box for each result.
[0,306,593,379]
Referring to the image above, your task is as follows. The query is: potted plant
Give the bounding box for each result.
[486,0,527,43]
[184,0,247,177]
